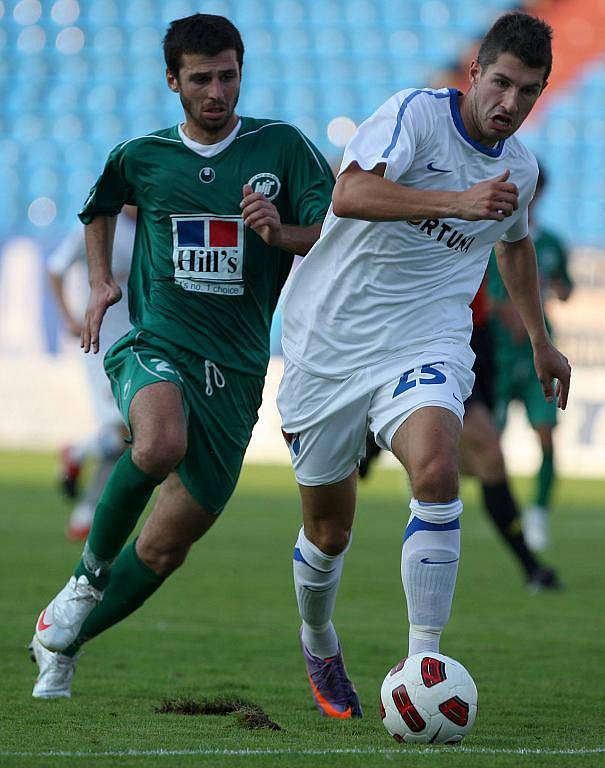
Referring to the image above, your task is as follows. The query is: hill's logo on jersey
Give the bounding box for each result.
[171,214,245,296]
[199,167,216,183]
[247,172,281,201]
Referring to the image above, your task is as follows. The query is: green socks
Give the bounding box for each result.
[74,449,159,589]
[65,540,164,657]
[536,447,555,508]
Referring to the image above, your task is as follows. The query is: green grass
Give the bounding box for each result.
[1,451,604,767]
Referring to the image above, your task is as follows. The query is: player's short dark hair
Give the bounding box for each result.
[163,14,245,77]
[478,11,553,82]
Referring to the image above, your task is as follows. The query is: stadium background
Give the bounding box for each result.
[0,0,604,477]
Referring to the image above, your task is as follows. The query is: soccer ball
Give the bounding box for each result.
[380,653,478,744]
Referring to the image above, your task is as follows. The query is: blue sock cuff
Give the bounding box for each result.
[404,516,461,543]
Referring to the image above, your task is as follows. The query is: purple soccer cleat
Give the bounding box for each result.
[301,635,363,719]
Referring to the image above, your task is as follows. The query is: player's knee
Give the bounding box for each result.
[306,525,351,557]
[412,452,458,501]
[138,539,191,578]
[132,432,187,478]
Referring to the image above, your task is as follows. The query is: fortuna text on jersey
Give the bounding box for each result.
[407,218,476,253]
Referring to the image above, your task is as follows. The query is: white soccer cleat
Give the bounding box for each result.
[35,575,103,652]
[30,635,76,699]
[523,505,550,551]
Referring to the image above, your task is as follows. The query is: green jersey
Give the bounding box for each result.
[488,226,572,360]
[79,119,334,376]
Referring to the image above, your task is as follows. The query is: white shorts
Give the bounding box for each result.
[278,355,474,486]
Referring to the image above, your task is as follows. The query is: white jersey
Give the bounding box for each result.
[281,87,538,378]
[48,212,135,348]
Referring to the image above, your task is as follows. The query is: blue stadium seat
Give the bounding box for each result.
[1,0,603,245]
[272,0,305,27]
[308,0,343,27]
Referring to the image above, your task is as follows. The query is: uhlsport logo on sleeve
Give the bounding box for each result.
[171,214,245,296]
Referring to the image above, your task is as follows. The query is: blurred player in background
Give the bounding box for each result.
[30,14,334,699]
[278,12,570,719]
[48,206,135,540]
[459,284,561,589]
[488,164,573,549]
[360,282,562,592]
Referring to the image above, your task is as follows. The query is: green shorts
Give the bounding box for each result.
[493,354,557,430]
[104,328,264,515]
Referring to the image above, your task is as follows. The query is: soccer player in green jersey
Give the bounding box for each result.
[488,164,574,550]
[31,13,334,698]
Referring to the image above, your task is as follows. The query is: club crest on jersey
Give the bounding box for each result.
[171,214,245,296]
[247,172,281,201]
[199,167,216,183]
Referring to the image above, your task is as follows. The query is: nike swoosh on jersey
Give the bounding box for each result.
[420,557,459,565]
[452,393,463,404]
[427,162,451,173]
[37,609,52,632]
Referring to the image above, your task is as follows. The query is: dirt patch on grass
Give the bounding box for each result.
[154,697,282,730]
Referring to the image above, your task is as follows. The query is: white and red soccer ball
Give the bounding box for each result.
[380,653,478,744]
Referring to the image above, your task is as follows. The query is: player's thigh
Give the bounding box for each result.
[368,360,467,498]
[391,406,462,490]
[129,381,187,449]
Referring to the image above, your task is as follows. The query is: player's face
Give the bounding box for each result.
[167,50,241,141]
[467,53,547,145]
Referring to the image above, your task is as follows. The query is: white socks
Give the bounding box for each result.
[293,528,348,659]
[401,497,462,656]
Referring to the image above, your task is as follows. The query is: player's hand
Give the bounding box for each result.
[457,170,519,222]
[532,340,571,410]
[81,280,122,354]
[240,184,283,247]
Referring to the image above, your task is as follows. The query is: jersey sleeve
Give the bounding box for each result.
[339,90,435,182]
[500,208,529,243]
[78,143,133,224]
[501,152,538,243]
[284,127,335,226]
[47,227,86,275]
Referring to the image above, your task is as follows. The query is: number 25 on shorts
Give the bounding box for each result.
[392,362,446,398]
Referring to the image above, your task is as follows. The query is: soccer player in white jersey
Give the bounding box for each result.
[278,12,571,719]
[48,207,135,540]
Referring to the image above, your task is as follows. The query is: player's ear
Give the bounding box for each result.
[166,68,180,93]
[469,60,481,87]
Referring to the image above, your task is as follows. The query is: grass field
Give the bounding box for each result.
[1,451,604,768]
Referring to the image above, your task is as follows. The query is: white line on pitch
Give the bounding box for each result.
[1,747,604,758]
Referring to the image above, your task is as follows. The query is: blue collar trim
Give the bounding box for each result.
[449,89,505,158]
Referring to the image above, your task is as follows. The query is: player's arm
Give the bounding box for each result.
[240,184,322,255]
[81,215,122,354]
[494,236,571,409]
[332,163,519,223]
[48,273,82,337]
